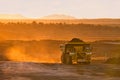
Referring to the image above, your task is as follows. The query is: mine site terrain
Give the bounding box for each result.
[0,40,120,80]
[0,20,120,80]
[0,0,120,79]
[0,61,120,80]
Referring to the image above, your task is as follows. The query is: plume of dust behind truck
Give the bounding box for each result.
[60,38,92,64]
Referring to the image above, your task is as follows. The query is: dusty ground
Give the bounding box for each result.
[0,61,120,80]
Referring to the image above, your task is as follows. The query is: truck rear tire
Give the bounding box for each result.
[61,54,66,64]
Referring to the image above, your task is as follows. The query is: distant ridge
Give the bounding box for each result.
[0,14,27,19]
[41,14,76,20]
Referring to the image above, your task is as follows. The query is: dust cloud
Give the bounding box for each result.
[3,40,62,63]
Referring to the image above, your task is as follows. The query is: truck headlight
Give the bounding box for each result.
[70,52,75,55]
[86,52,92,55]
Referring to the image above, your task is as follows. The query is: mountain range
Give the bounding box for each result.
[0,14,27,19]
[41,14,76,19]
[0,14,76,19]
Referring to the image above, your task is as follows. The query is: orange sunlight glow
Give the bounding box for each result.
[5,46,60,63]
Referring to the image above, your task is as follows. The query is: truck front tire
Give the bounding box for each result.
[61,53,72,64]
[65,54,72,64]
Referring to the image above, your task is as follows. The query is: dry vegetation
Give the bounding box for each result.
[0,22,120,41]
[0,19,120,25]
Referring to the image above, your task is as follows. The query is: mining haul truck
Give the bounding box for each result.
[60,38,92,64]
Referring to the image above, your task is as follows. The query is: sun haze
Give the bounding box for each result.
[0,0,119,18]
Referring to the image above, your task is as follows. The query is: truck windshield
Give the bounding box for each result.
[66,44,91,53]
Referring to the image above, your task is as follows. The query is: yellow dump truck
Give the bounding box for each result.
[60,38,92,64]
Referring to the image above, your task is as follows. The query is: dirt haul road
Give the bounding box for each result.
[0,61,120,80]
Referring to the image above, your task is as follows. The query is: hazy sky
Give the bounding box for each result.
[0,0,120,18]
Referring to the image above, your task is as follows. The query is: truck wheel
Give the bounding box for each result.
[61,54,66,64]
[85,61,90,64]
[77,61,90,64]
[84,62,91,64]
[65,54,72,64]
